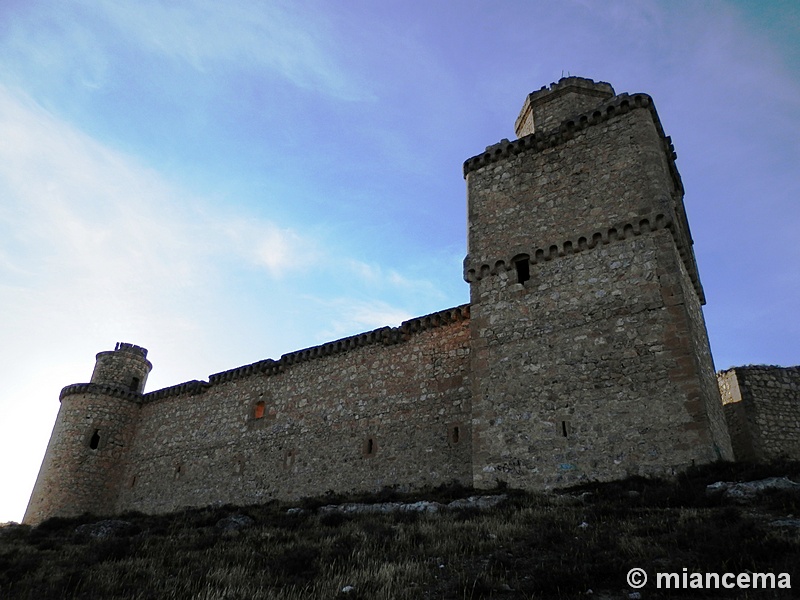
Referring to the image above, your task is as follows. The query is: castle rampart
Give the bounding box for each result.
[114,305,472,515]
[719,366,800,461]
[26,77,775,525]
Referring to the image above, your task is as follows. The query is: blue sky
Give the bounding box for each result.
[1,1,798,522]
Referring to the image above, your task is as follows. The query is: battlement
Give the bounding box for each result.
[466,92,666,176]
[464,90,701,304]
[514,76,615,137]
[114,342,148,359]
[59,382,144,402]
[141,304,470,396]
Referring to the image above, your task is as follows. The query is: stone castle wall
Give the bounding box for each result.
[26,77,770,525]
[114,307,471,515]
[719,366,800,461]
[467,230,730,490]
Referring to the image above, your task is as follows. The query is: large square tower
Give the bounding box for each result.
[464,77,732,488]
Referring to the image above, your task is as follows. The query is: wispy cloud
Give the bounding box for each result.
[0,83,409,521]
[312,297,414,342]
[218,218,318,278]
[0,84,199,294]
[0,80,441,375]
[79,0,373,101]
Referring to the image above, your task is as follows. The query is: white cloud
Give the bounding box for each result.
[0,85,444,520]
[80,0,373,101]
[0,86,320,521]
[218,218,317,278]
[313,297,414,342]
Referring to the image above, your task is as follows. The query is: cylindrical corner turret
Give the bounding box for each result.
[23,343,150,525]
[91,342,152,393]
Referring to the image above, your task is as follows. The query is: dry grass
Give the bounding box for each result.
[1,461,799,599]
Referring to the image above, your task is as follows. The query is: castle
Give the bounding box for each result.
[24,78,800,525]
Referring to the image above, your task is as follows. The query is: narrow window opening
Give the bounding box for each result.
[254,400,266,419]
[89,429,100,450]
[363,436,377,457]
[129,376,140,392]
[283,449,296,470]
[130,476,137,488]
[174,464,182,479]
[515,259,530,284]
[561,420,569,438]
[452,426,460,444]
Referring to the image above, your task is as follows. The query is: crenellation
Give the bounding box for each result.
[24,77,791,525]
[143,380,211,403]
[60,382,143,402]
[466,93,659,176]
[464,212,676,283]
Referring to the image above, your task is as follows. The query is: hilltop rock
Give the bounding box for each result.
[215,514,255,532]
[706,476,800,502]
[314,494,507,516]
[74,520,138,539]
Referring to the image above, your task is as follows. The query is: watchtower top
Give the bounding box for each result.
[514,76,615,137]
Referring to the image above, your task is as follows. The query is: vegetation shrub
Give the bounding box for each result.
[2,462,798,599]
[319,511,350,528]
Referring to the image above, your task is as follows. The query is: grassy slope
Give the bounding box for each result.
[1,462,799,600]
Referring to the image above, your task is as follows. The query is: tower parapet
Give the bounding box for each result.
[514,76,615,137]
[91,342,152,393]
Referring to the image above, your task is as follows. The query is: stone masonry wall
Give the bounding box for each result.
[115,308,471,515]
[468,231,721,489]
[23,387,141,524]
[91,343,152,394]
[719,366,800,461]
[514,78,615,137]
[466,101,678,279]
[666,225,732,459]
[25,78,751,526]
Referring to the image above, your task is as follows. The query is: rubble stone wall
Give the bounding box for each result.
[115,309,472,515]
[719,366,800,461]
[468,230,726,490]
[23,388,141,524]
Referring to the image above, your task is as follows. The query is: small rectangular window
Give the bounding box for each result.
[283,449,296,470]
[254,401,266,419]
[363,436,377,457]
[515,259,530,284]
[448,423,463,445]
